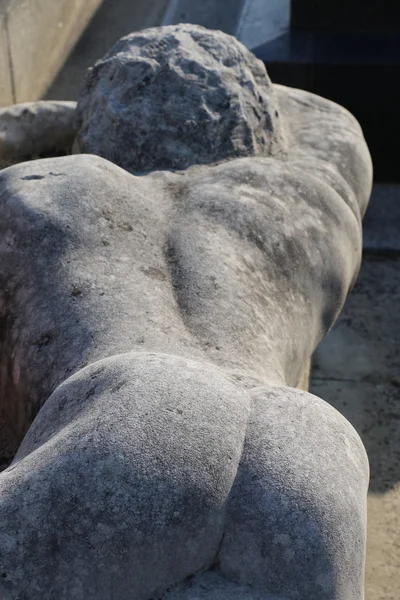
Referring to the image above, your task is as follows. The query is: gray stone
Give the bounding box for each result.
[162,392,368,600]
[0,25,372,600]
[1,353,250,599]
[0,101,76,169]
[74,24,287,173]
[219,387,368,600]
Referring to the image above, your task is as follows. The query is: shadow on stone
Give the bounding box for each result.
[0,168,92,468]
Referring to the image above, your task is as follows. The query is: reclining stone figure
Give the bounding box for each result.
[0,24,372,600]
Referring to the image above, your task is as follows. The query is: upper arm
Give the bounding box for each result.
[275,84,373,217]
[0,101,76,169]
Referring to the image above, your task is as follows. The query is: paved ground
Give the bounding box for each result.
[44,4,399,598]
[311,232,400,598]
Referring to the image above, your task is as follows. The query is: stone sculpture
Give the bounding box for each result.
[0,24,372,600]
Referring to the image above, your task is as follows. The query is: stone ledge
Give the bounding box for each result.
[363,185,400,254]
[0,0,103,106]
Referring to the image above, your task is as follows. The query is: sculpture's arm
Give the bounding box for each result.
[275,84,373,218]
[0,101,76,169]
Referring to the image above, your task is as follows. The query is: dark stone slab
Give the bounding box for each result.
[291,0,400,30]
[255,30,400,181]
[256,30,400,66]
[363,185,400,253]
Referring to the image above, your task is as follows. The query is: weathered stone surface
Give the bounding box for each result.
[1,353,250,599]
[0,25,372,600]
[0,101,76,169]
[74,24,287,173]
[219,387,368,600]
[162,390,369,600]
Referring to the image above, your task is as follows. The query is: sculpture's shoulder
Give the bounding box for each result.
[182,154,360,229]
[275,84,373,216]
[0,154,166,229]
[275,83,362,131]
[0,154,131,202]
[185,157,291,203]
[0,153,171,287]
[0,101,77,170]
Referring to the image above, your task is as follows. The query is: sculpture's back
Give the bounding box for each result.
[0,24,372,600]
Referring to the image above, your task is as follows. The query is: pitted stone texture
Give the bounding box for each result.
[159,390,369,600]
[0,353,250,600]
[0,24,373,600]
[74,24,287,173]
[0,354,368,600]
[219,387,369,600]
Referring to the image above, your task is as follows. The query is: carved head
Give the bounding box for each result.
[74,24,287,173]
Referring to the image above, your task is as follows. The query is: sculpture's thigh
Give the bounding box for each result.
[0,352,250,600]
[219,386,369,600]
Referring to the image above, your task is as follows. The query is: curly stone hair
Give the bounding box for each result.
[74,24,287,173]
